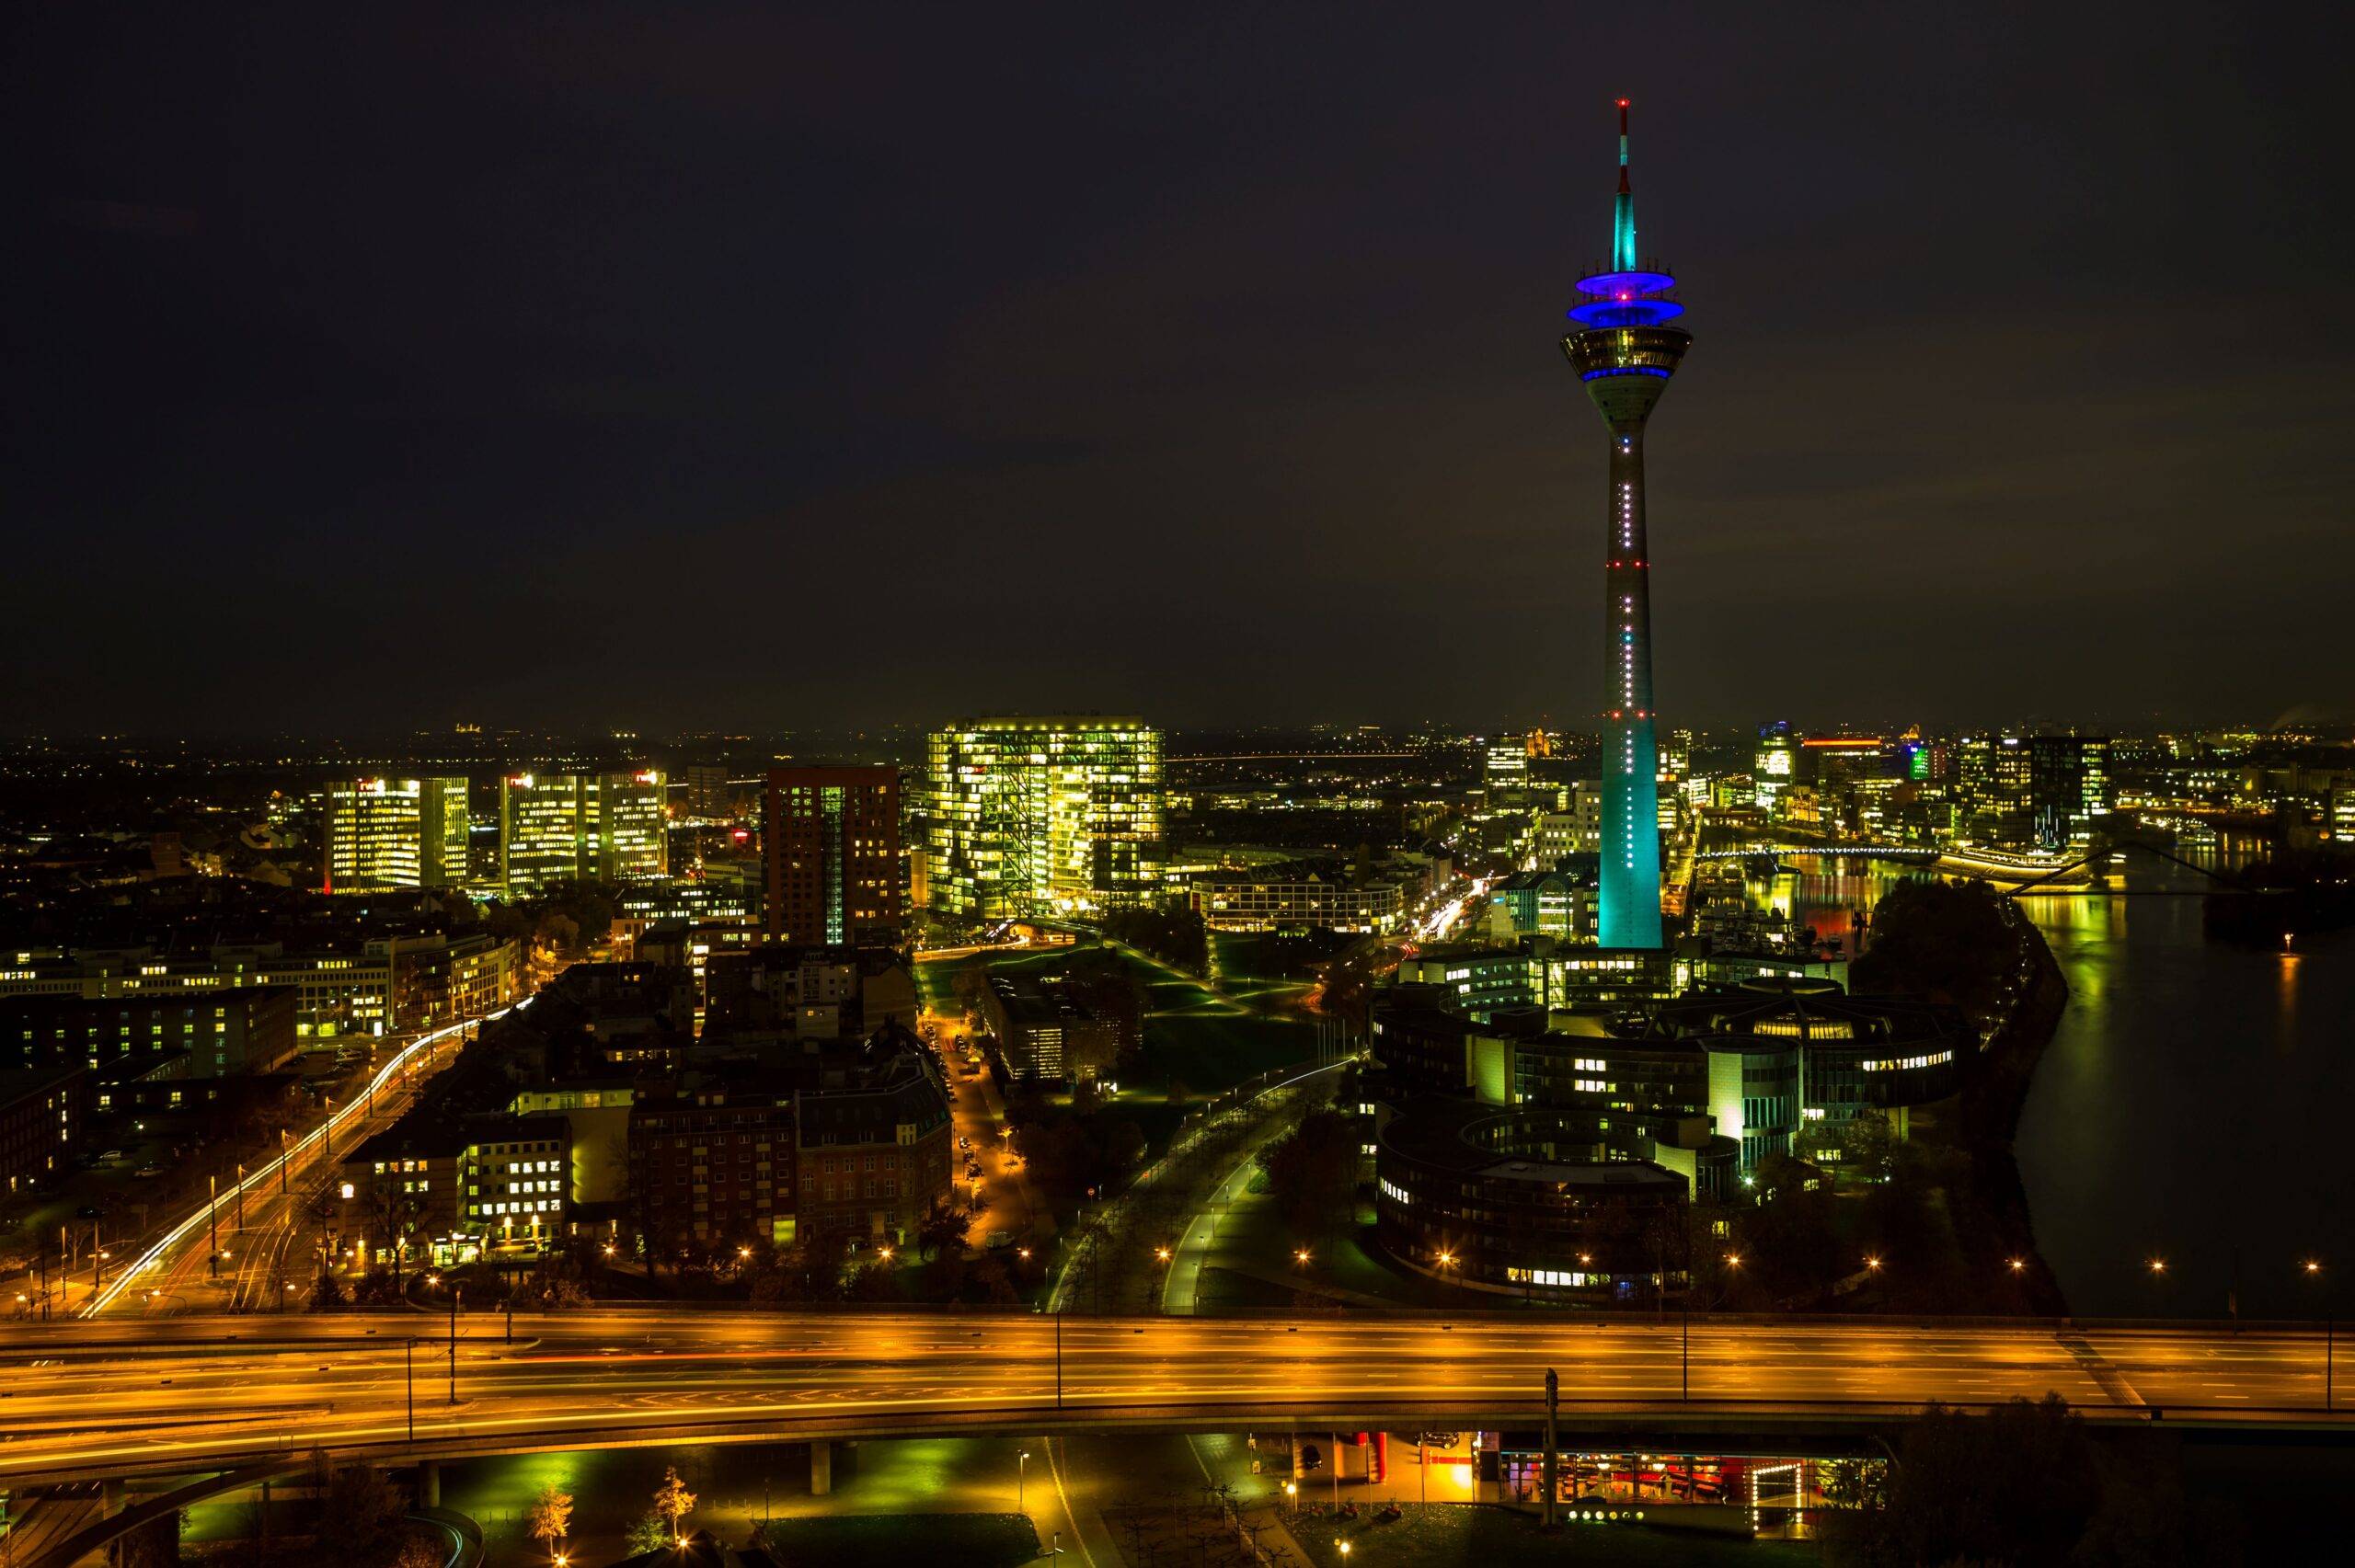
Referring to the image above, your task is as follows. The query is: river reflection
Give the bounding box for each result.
[1745,843,2355,1319]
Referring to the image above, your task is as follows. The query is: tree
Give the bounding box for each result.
[316,1459,408,1558]
[1256,1109,1359,1237]
[918,1206,973,1262]
[651,1464,696,1539]
[309,1267,348,1311]
[1821,1396,2096,1567]
[625,1514,672,1554]
[527,1483,573,1558]
[1851,878,2014,1020]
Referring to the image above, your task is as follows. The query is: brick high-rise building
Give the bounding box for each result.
[764,766,902,945]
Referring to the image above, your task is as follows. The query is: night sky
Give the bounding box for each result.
[7,3,2349,738]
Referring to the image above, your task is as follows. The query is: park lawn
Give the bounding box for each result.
[957,940,1318,1097]
[1141,1011,1318,1097]
[753,1511,1040,1566]
[1295,1503,1821,1566]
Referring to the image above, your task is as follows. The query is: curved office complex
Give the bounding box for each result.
[1564,101,1691,951]
[1373,1097,1688,1301]
[1635,979,1974,1168]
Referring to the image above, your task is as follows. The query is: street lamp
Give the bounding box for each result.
[1338,1539,1351,1559]
[2148,1258,2166,1276]
[2007,1258,2025,1274]
[1864,1255,1881,1273]
[1155,1246,1171,1264]
[1435,1251,1455,1270]
[1294,1248,1312,1266]
[2304,1260,2332,1411]
[1018,1449,1030,1512]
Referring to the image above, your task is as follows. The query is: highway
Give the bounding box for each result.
[3,1310,2346,1485]
[85,1004,525,1319]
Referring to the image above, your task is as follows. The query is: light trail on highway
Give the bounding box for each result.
[83,1003,527,1317]
[4,1310,2347,1485]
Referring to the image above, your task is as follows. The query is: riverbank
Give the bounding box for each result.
[1939,904,2073,1314]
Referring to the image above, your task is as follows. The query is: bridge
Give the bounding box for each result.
[1690,844,1939,862]
[5,1309,2346,1494]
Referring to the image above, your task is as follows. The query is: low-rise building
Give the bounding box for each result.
[628,1090,798,1255]
[0,1064,83,1193]
[793,1046,954,1243]
[1373,1098,1689,1302]
[1189,865,1404,933]
[0,987,298,1077]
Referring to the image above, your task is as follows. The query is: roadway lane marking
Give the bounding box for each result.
[1044,1435,1098,1568]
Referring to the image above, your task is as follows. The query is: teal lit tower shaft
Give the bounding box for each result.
[1562,100,1690,950]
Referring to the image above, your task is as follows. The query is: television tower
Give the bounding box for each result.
[1563,99,1690,950]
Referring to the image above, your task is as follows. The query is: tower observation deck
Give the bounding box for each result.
[1563,99,1691,950]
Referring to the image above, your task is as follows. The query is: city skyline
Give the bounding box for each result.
[8,6,2351,736]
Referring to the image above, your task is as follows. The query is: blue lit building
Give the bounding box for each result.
[1562,101,1690,949]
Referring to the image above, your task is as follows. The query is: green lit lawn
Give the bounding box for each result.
[1294,1504,1821,1566]
[954,942,1318,1098]
[753,1512,1040,1567]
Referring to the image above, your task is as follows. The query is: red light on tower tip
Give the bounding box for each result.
[1617,97,1629,108]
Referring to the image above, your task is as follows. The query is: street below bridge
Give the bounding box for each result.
[2,1310,2346,1486]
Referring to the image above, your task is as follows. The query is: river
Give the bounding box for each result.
[1748,843,2355,1320]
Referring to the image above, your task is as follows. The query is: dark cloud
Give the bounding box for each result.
[4,2,2348,735]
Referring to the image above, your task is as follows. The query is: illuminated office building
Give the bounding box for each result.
[1563,101,1689,949]
[1484,735,1530,791]
[764,765,902,944]
[1753,722,1799,814]
[500,770,669,896]
[925,716,1164,919]
[323,776,469,892]
[2028,734,2111,851]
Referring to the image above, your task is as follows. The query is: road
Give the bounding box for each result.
[2,1310,2346,1485]
[82,1005,525,1319]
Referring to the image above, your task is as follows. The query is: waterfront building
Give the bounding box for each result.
[500,770,669,896]
[1753,721,1799,815]
[1562,101,1689,949]
[763,765,902,945]
[924,715,1165,919]
[2028,734,2112,851]
[322,776,470,892]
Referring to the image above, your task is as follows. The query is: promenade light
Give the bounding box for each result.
[1723,1253,1741,1268]
[1338,1540,1351,1558]
[1017,1248,1031,1261]
[1294,1248,1312,1265]
[602,1244,616,1257]
[2304,1260,2324,1276]
[1155,1247,1171,1263]
[1864,1256,1881,1272]
[2007,1258,2025,1273]
[2148,1258,2166,1276]
[1436,1251,1455,1269]
[738,1247,752,1261]
[879,1247,895,1263]
[1284,1482,1296,1497]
